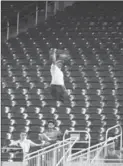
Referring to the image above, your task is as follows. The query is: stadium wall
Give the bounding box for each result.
[2,162,22,166]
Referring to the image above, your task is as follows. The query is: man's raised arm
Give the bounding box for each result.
[49,48,57,64]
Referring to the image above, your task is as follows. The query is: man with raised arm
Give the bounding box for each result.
[49,48,70,102]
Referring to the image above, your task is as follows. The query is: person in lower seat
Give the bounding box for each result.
[39,120,62,143]
[104,146,120,163]
[39,120,63,166]
[9,131,43,161]
[49,48,69,103]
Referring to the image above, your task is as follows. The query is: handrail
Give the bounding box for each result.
[24,137,76,166]
[16,12,19,35]
[7,21,9,40]
[35,4,38,26]
[68,134,121,162]
[24,137,72,160]
[69,141,105,160]
[2,147,22,150]
[106,124,122,144]
[91,138,117,164]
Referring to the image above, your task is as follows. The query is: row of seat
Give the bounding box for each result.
[1,106,122,139]
[2,93,123,100]
[2,87,123,94]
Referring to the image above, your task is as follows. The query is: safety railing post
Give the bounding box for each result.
[17,12,20,35]
[35,3,38,26]
[45,1,48,20]
[7,20,10,40]
[105,124,122,156]
[37,152,40,166]
[54,1,57,15]
[53,148,57,165]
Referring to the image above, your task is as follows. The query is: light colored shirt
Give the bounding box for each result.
[10,139,35,154]
[50,64,64,86]
[44,129,62,141]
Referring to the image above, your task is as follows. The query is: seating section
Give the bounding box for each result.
[1,2,123,161]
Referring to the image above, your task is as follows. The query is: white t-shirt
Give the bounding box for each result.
[50,64,64,86]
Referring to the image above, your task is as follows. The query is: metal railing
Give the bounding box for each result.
[91,136,122,164]
[2,126,122,166]
[105,124,122,156]
[90,140,123,166]
[1,1,57,41]
[55,130,91,166]
[23,130,91,166]
[24,137,78,166]
[64,130,91,159]
[65,137,122,166]
[65,125,122,166]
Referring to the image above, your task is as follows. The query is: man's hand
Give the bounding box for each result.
[62,85,67,92]
[65,130,69,135]
[44,142,51,146]
[62,86,69,97]
[41,141,51,147]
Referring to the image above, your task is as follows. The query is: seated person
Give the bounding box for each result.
[104,146,120,163]
[39,120,62,144]
[39,120,63,166]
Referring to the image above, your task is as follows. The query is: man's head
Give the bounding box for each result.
[20,132,27,140]
[47,120,55,129]
[56,60,64,69]
[108,147,115,156]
